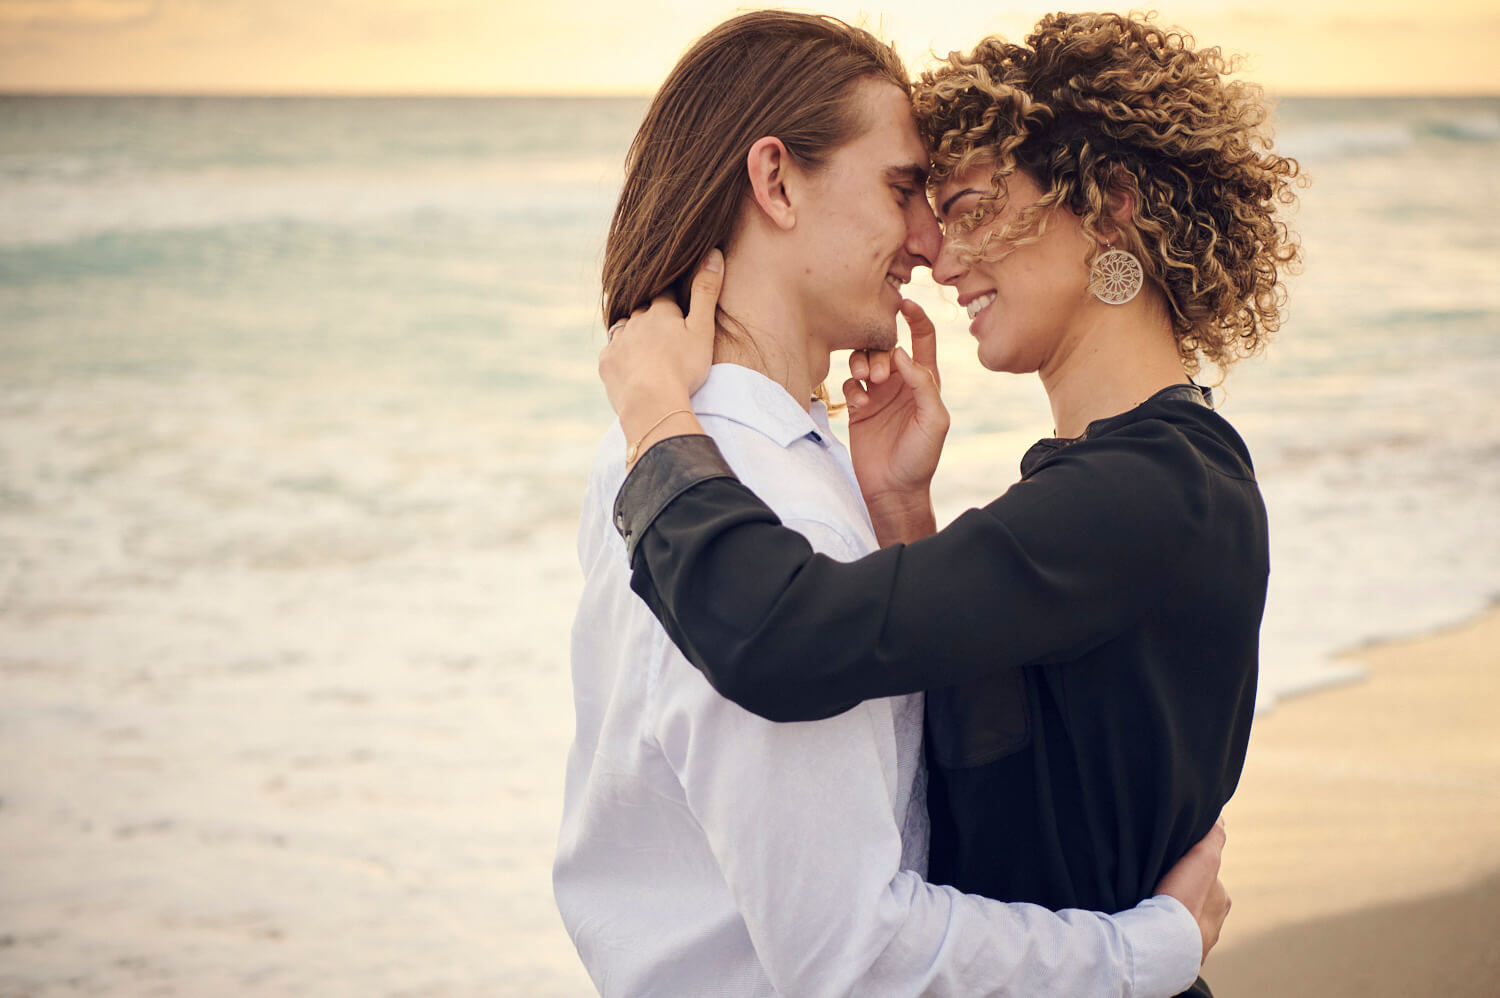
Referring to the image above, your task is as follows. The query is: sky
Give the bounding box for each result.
[2,0,1498,96]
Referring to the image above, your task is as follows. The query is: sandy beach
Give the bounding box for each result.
[3,91,1498,997]
[1207,607,1500,997]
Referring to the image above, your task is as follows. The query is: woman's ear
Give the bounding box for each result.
[1098,183,1136,246]
[746,136,797,230]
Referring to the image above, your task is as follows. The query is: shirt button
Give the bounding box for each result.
[615,510,625,529]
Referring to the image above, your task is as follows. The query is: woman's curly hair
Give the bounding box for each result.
[912,11,1304,373]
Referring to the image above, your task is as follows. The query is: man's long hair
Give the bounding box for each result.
[602,11,908,330]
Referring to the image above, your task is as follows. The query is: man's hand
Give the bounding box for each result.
[1153,819,1230,966]
[843,299,949,545]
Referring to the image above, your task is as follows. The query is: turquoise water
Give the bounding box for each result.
[2,95,1498,994]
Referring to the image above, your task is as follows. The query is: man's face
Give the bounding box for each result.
[789,81,941,353]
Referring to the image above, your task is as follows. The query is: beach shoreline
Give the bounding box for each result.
[1207,605,1500,996]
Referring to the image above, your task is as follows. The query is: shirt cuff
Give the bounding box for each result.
[1115,894,1203,998]
[612,433,737,563]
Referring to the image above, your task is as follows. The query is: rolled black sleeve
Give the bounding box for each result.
[619,415,1221,722]
[613,434,737,563]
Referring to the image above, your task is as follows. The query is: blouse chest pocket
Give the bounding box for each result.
[924,667,1032,769]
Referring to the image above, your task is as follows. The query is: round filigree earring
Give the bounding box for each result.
[1090,248,1144,305]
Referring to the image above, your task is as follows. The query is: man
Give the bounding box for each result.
[556,11,1222,996]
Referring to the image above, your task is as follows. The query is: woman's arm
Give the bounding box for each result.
[617,420,1209,722]
[653,520,1206,998]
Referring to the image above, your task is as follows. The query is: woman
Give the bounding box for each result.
[600,13,1301,997]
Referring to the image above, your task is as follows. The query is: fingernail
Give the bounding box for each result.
[705,249,723,273]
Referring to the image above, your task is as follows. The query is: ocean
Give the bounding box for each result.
[1,94,1497,995]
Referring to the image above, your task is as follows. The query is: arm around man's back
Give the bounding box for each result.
[653,514,1205,998]
[617,427,1205,721]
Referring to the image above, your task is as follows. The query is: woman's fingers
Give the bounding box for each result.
[848,350,870,382]
[890,347,948,433]
[598,249,723,415]
[891,347,938,399]
[840,377,868,411]
[611,248,721,343]
[900,299,939,389]
[685,248,724,340]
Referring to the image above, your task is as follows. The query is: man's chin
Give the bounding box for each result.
[845,318,899,354]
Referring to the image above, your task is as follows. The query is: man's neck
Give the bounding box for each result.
[709,251,829,412]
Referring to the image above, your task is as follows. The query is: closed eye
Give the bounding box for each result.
[938,191,987,233]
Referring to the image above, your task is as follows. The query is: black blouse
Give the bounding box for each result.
[613,384,1267,997]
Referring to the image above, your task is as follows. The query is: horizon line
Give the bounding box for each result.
[5,88,1500,100]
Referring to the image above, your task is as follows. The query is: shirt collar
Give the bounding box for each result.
[691,363,830,450]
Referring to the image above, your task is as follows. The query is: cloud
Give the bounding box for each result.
[0,0,161,29]
[2,0,1495,94]
[201,0,498,47]
[0,0,487,43]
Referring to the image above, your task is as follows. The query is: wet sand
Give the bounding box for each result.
[1207,607,1500,997]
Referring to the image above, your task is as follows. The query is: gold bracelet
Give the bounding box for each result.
[627,408,693,464]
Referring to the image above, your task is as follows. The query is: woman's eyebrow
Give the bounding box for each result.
[939,188,982,218]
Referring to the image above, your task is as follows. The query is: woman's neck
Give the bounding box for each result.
[1040,299,1188,438]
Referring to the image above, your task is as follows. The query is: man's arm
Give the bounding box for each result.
[652,522,1204,996]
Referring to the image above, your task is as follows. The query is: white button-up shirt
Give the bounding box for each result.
[555,364,1200,997]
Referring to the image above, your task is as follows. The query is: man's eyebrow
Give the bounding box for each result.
[883,163,928,187]
[939,188,982,218]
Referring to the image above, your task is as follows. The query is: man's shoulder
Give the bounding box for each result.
[582,407,875,559]
[701,417,874,560]
[581,415,822,517]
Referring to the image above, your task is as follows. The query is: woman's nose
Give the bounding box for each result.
[931,235,966,287]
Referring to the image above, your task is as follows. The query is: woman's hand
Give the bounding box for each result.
[843,299,949,545]
[598,250,722,464]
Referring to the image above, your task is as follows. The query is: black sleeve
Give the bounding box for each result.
[618,425,1211,722]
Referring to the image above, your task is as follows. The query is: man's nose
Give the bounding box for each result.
[905,201,942,269]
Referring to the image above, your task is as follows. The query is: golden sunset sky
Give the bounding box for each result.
[2,0,1497,96]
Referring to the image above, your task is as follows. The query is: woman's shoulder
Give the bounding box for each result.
[996,395,1263,542]
[1042,391,1257,485]
[1136,392,1258,484]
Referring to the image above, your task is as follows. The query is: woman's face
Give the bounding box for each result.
[931,164,1096,375]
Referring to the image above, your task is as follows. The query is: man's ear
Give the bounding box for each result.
[746,136,797,231]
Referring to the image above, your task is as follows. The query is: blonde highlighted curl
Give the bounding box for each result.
[913,11,1305,373]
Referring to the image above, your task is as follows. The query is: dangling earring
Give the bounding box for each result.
[1090,248,1144,305]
